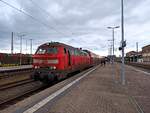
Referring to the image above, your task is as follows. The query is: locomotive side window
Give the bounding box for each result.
[47,47,57,54]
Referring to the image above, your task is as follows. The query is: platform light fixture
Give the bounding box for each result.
[107,26,120,63]
[107,26,120,83]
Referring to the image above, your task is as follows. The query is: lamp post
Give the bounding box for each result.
[18,34,26,65]
[136,42,138,62]
[107,26,120,82]
[11,32,14,54]
[30,39,33,55]
[108,40,113,58]
[107,26,120,63]
[121,0,125,85]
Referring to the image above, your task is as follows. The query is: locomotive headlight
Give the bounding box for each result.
[34,66,39,69]
[49,66,56,70]
[53,66,56,69]
[47,59,59,64]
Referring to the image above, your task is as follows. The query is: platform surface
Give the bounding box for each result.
[34,64,136,113]
[0,65,32,71]
[1,63,150,113]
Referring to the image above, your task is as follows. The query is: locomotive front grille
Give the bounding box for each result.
[47,59,58,64]
[33,59,43,63]
[33,59,58,64]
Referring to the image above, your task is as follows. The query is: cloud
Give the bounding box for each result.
[0,0,149,56]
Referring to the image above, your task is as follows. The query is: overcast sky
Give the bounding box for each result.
[0,0,149,56]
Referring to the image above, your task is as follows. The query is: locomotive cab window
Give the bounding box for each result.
[36,48,46,54]
[36,47,58,54]
[47,47,58,54]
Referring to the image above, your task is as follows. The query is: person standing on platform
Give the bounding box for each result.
[101,58,106,66]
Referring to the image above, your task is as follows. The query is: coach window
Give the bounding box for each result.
[82,51,84,56]
[74,49,77,56]
[77,50,80,56]
[69,50,72,55]
[79,51,82,56]
[70,49,74,55]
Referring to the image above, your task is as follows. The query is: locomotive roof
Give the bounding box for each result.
[40,42,77,49]
[39,42,100,57]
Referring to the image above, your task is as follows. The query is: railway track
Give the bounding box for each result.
[0,79,34,90]
[126,62,150,70]
[0,66,33,73]
[0,69,33,80]
[0,67,92,110]
[126,63,150,74]
[0,80,44,108]
[0,69,34,89]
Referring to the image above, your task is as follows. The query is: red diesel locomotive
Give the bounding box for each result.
[32,42,100,83]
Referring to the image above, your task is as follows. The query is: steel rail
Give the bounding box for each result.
[0,67,33,74]
[0,81,43,106]
[0,79,34,90]
[126,62,150,70]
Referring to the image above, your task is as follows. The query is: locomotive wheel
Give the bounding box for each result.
[31,72,39,81]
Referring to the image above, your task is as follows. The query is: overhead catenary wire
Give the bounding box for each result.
[30,0,104,36]
[29,0,63,26]
[0,30,90,35]
[0,0,68,37]
[29,0,76,35]
[0,30,65,36]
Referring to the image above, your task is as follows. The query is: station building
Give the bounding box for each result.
[126,51,142,62]
[142,44,150,62]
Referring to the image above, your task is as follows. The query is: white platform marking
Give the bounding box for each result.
[23,66,98,113]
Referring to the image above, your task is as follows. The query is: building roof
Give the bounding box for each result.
[142,44,150,49]
[126,51,137,57]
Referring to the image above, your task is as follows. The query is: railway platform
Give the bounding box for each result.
[0,65,32,72]
[1,63,150,113]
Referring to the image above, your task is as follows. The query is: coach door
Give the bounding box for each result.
[68,50,71,67]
